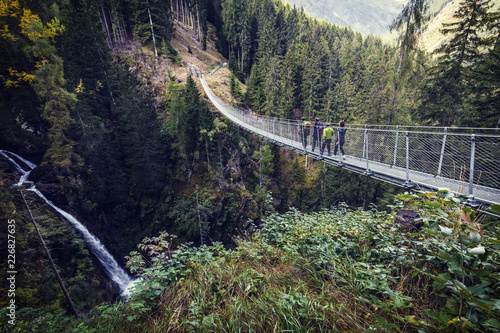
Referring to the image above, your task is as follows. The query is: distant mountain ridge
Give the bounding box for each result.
[281,0,491,53]
[283,0,407,36]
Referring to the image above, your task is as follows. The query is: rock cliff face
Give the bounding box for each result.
[29,165,68,206]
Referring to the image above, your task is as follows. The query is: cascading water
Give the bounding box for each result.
[0,150,137,297]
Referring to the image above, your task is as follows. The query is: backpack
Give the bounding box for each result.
[318,124,324,135]
[305,122,311,135]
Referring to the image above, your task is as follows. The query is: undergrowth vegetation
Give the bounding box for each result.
[34,191,500,332]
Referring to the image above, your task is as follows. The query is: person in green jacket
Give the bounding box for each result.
[321,123,334,156]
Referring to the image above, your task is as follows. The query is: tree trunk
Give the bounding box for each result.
[190,10,194,31]
[176,0,180,25]
[205,136,210,172]
[21,191,80,319]
[98,2,112,48]
[321,162,325,206]
[196,187,204,245]
[259,146,262,191]
[181,0,185,26]
[328,54,333,91]
[241,23,245,71]
[362,191,367,211]
[388,43,406,126]
[89,17,117,107]
[116,7,126,43]
[388,4,413,127]
[146,0,158,57]
[197,7,202,45]
[384,13,412,153]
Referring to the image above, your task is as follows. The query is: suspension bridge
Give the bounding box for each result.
[195,70,500,207]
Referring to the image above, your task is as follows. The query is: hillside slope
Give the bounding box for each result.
[283,0,406,36]
[287,0,500,54]
[113,24,227,98]
[418,0,500,54]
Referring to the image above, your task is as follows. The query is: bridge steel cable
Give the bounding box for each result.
[198,72,500,207]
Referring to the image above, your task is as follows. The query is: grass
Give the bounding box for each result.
[112,21,226,103]
[205,66,246,106]
[38,191,499,332]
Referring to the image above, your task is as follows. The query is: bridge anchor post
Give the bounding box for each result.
[465,197,480,209]
[403,180,416,189]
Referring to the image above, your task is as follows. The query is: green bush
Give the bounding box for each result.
[69,193,500,332]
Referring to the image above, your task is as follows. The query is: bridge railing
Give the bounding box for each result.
[201,76,500,198]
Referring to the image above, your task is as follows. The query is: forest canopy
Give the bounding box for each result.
[0,0,499,331]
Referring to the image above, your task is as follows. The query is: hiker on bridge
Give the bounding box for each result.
[321,123,334,156]
[334,120,347,160]
[297,117,311,149]
[312,118,323,152]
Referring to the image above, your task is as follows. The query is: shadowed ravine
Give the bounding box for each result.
[0,150,137,297]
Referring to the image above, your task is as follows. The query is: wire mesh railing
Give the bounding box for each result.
[199,74,500,204]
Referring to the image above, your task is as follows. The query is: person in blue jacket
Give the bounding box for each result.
[311,118,323,152]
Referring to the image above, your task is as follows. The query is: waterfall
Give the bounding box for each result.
[0,150,137,297]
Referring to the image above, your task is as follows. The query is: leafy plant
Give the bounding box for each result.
[400,190,500,332]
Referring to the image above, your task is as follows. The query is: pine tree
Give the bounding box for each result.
[280,45,302,118]
[9,3,77,167]
[337,75,357,123]
[301,38,328,119]
[283,4,299,51]
[118,83,168,195]
[230,73,242,102]
[240,7,252,73]
[129,0,174,54]
[263,55,282,116]
[245,63,264,112]
[387,0,428,126]
[198,0,209,50]
[421,0,490,126]
[321,88,335,123]
[362,47,392,124]
[222,0,243,60]
[255,1,278,60]
[183,75,203,154]
[468,0,500,127]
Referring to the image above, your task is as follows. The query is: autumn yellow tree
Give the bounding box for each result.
[1,0,76,168]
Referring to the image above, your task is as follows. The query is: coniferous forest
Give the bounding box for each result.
[0,0,499,331]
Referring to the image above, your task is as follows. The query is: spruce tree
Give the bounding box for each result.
[321,88,335,123]
[245,63,264,112]
[363,48,392,124]
[240,7,252,73]
[183,75,203,154]
[421,0,490,126]
[301,38,328,119]
[129,0,174,53]
[13,3,77,168]
[387,0,428,125]
[263,55,282,116]
[468,0,500,127]
[230,73,242,102]
[280,45,302,118]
